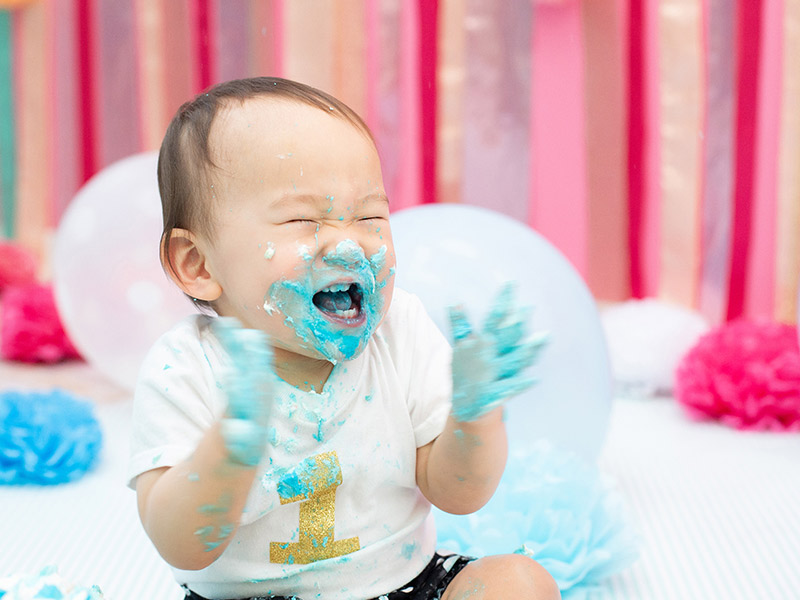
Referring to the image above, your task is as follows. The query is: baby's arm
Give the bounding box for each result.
[136,424,261,569]
[135,319,274,570]
[417,284,546,515]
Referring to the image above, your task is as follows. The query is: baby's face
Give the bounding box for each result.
[201,97,395,366]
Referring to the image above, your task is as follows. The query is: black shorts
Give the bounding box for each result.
[182,552,475,600]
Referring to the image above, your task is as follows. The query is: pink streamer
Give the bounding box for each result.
[271,0,284,77]
[394,1,421,212]
[529,2,588,276]
[244,0,284,77]
[161,2,195,126]
[364,0,380,133]
[215,0,250,82]
[50,0,80,225]
[744,0,783,319]
[727,0,763,320]
[641,0,662,298]
[369,1,401,211]
[75,0,99,185]
[583,0,630,301]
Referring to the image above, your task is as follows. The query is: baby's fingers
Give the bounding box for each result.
[489,304,532,353]
[494,332,547,379]
[482,282,517,333]
[214,317,248,357]
[214,318,273,371]
[213,318,275,421]
[447,305,473,341]
[496,373,537,400]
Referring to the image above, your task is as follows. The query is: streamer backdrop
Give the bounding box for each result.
[0,0,797,325]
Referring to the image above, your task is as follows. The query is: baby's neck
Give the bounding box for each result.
[272,349,335,394]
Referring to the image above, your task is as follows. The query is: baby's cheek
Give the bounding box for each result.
[367,242,395,285]
[381,261,396,295]
[375,279,395,327]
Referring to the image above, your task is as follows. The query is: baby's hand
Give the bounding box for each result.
[213,317,276,466]
[448,283,547,423]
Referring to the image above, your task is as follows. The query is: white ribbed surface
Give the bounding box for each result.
[0,401,182,600]
[2,394,799,599]
[598,398,800,599]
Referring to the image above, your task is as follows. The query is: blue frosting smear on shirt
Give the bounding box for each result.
[276,452,341,501]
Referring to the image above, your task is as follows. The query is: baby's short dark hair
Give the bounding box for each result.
[158,77,374,309]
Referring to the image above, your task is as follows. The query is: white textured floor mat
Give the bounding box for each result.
[3,393,799,599]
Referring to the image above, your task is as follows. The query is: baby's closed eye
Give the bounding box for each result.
[281,218,319,228]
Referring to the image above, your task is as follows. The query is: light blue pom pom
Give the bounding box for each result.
[0,566,105,599]
[0,389,103,485]
[434,441,639,597]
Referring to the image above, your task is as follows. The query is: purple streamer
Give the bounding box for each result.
[462,0,531,223]
[96,0,142,167]
[699,0,737,323]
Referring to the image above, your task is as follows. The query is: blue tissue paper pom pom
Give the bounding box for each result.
[0,565,105,599]
[0,389,103,485]
[434,441,639,598]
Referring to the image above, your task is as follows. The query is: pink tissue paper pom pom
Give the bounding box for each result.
[674,320,800,431]
[0,283,82,363]
[0,241,38,293]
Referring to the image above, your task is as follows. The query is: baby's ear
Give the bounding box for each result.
[161,229,222,302]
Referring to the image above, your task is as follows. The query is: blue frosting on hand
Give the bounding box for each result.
[449,282,548,422]
[213,318,276,466]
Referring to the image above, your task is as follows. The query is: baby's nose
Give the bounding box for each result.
[321,239,367,269]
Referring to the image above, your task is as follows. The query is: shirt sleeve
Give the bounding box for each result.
[127,316,224,489]
[382,289,453,448]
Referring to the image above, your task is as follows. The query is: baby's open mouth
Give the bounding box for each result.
[312,283,363,321]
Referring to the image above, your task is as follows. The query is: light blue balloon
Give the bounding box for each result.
[390,204,612,462]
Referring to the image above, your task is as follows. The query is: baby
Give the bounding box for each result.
[128,77,559,600]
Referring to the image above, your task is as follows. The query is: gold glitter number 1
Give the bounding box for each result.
[270,450,360,564]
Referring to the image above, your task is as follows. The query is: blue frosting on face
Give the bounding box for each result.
[266,241,393,364]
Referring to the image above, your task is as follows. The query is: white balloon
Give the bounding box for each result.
[53,152,195,391]
[390,204,612,462]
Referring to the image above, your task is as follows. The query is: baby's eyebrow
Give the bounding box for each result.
[270,193,389,210]
[359,193,389,206]
[269,194,325,211]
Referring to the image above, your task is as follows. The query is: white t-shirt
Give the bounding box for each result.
[128,288,453,599]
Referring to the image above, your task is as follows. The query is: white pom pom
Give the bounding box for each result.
[601,299,710,397]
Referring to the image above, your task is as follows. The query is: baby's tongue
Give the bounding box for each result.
[314,290,353,313]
